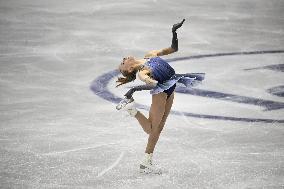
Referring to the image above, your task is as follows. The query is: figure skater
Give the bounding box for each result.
[116,19,205,174]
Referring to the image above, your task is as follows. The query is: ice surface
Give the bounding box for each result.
[0,0,284,188]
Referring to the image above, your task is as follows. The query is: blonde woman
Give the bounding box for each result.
[116,19,205,174]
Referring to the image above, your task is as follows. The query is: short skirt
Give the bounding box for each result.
[150,73,205,95]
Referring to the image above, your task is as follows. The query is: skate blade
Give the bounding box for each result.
[139,164,162,175]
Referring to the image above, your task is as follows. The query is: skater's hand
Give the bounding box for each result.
[172,19,185,32]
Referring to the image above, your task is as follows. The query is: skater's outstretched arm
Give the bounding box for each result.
[124,84,156,99]
[144,19,185,58]
[124,70,158,99]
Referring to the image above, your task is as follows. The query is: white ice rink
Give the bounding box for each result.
[0,0,284,188]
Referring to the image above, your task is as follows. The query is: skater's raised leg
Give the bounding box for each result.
[120,99,152,134]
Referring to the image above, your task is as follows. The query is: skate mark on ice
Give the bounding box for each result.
[97,151,125,178]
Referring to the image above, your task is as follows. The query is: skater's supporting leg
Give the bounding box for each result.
[157,92,174,133]
[140,92,174,174]
[145,93,167,154]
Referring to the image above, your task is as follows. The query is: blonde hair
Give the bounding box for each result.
[116,64,152,87]
[116,69,137,87]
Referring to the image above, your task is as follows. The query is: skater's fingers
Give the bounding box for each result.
[176,19,185,27]
[172,18,186,32]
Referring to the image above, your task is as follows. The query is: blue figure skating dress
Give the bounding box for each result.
[143,56,205,95]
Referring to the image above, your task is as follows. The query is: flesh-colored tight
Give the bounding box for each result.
[134,92,174,154]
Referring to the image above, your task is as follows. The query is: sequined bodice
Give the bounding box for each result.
[143,57,175,83]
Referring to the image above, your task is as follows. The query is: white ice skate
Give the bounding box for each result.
[139,163,162,174]
[139,153,162,174]
[116,97,138,117]
[116,97,134,110]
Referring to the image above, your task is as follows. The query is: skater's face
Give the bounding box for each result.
[118,56,135,75]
